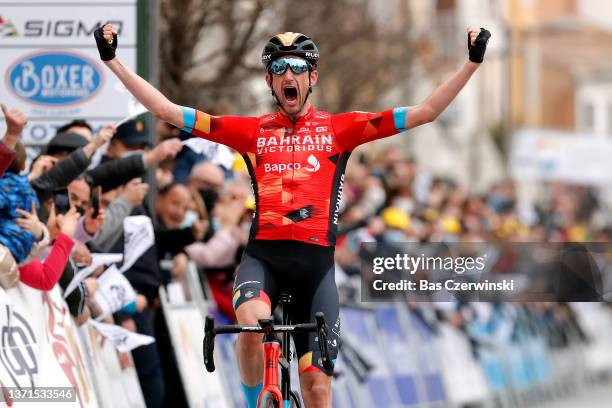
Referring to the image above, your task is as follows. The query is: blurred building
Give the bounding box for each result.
[509,0,612,136]
[506,0,612,209]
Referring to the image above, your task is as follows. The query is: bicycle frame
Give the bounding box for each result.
[203,295,333,408]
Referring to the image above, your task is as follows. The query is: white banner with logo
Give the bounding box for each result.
[0,284,99,407]
[159,282,232,408]
[0,283,146,407]
[77,322,147,408]
[0,1,139,145]
[94,265,137,319]
[510,129,612,187]
[121,215,155,273]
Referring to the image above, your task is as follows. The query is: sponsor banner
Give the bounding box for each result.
[340,307,401,407]
[160,287,232,408]
[1,49,138,124]
[12,119,130,147]
[438,323,490,404]
[0,1,138,146]
[77,323,146,408]
[0,284,99,407]
[510,129,612,186]
[0,4,136,46]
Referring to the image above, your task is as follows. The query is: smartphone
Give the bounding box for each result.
[91,185,101,218]
[53,188,71,215]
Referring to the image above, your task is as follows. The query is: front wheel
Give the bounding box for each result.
[259,391,280,408]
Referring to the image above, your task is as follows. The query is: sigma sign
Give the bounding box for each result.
[6,51,103,106]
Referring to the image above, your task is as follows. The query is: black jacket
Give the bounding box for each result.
[32,152,147,201]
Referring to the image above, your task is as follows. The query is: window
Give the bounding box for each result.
[608,102,612,137]
[579,102,594,133]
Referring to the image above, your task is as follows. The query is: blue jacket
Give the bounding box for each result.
[0,172,39,263]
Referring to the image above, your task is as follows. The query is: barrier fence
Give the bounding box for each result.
[2,263,612,407]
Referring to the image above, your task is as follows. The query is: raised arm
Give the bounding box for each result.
[403,27,491,130]
[94,24,183,128]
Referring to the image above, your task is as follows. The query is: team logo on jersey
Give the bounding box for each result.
[285,205,313,223]
[304,155,320,172]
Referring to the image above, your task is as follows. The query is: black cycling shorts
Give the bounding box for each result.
[232,239,340,376]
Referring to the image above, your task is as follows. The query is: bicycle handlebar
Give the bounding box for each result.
[202,313,334,373]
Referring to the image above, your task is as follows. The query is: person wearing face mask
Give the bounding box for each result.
[187,161,225,217]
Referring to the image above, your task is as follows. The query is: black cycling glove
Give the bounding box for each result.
[468,28,491,63]
[94,25,117,61]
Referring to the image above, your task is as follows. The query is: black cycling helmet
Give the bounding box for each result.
[261,32,319,68]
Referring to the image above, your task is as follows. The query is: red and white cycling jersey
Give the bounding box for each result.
[181,105,408,247]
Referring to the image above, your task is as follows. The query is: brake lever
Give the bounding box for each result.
[203,315,216,372]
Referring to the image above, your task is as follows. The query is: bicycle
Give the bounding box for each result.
[203,292,334,408]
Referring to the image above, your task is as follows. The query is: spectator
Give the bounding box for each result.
[55,119,94,141]
[0,141,40,263]
[18,205,79,291]
[187,161,225,215]
[0,104,25,177]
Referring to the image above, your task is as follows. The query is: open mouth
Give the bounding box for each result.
[283,86,298,102]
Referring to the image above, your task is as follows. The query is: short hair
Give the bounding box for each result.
[7,142,26,174]
[56,119,93,135]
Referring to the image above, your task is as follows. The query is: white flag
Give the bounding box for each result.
[181,138,235,170]
[120,216,155,273]
[94,265,136,319]
[113,102,148,128]
[64,253,123,298]
[90,319,155,352]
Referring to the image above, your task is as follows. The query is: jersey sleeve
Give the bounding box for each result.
[331,107,409,151]
[180,106,259,154]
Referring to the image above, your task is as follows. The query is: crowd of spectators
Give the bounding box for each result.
[1,102,610,407]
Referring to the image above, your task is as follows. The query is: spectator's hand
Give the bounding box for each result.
[93,124,116,149]
[191,218,209,241]
[28,155,58,181]
[120,318,137,332]
[75,305,91,326]
[84,277,98,297]
[143,138,182,165]
[121,178,149,206]
[136,294,148,312]
[216,200,245,230]
[118,352,133,369]
[46,203,60,240]
[56,206,80,237]
[15,202,44,240]
[73,241,93,266]
[343,205,367,224]
[83,124,115,157]
[1,104,27,148]
[155,167,174,189]
[84,207,105,236]
[171,253,188,280]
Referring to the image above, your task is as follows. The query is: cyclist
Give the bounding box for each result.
[94,25,490,408]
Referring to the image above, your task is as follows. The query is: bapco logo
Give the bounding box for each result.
[304,155,320,172]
